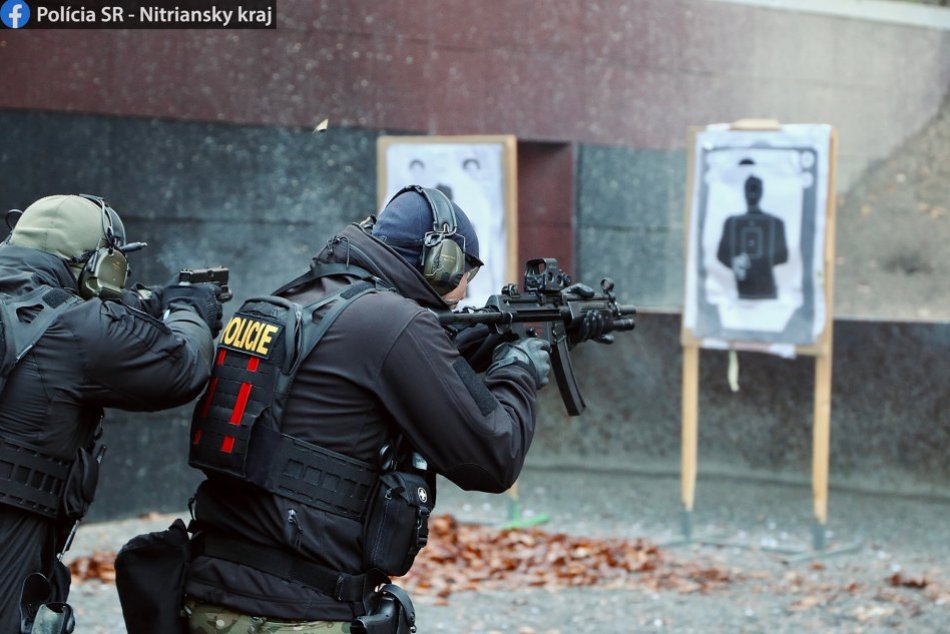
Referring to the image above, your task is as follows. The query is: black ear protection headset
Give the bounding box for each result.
[71,195,147,300]
[386,185,475,296]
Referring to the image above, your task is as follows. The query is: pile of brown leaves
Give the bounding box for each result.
[65,514,736,599]
[69,551,116,583]
[397,514,734,601]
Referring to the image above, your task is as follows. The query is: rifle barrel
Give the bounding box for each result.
[438,302,636,327]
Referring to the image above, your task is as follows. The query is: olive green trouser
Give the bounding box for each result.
[184,599,352,633]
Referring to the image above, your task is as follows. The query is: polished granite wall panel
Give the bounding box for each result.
[575,144,687,308]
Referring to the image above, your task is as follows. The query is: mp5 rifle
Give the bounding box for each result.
[437,258,636,416]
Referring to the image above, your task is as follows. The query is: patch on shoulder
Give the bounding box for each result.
[453,357,498,416]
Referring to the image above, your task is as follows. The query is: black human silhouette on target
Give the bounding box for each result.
[716,160,788,300]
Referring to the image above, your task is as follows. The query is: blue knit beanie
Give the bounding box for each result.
[372,188,481,272]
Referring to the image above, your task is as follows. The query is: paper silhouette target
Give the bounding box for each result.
[684,125,833,347]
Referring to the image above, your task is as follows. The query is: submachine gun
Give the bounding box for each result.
[438,258,637,415]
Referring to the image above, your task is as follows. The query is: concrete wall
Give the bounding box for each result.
[531,312,950,497]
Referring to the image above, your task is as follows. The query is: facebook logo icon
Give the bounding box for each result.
[1,0,30,28]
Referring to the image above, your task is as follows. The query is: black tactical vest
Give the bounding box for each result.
[188,273,382,520]
[0,286,85,519]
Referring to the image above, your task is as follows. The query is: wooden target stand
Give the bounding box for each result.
[675,120,859,561]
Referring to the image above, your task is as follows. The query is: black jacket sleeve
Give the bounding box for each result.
[79,301,213,410]
[377,310,539,493]
[450,322,512,373]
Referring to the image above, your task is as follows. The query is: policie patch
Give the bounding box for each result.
[219,314,283,358]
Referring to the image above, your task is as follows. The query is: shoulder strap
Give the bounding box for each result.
[272,262,377,296]
[276,280,379,399]
[0,287,82,381]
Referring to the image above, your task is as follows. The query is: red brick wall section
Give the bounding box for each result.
[1,0,945,159]
[516,142,575,277]
[0,0,760,149]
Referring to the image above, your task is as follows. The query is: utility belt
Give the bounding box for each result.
[193,532,386,602]
[116,521,418,634]
[0,435,101,523]
[191,533,416,634]
[191,534,416,634]
[193,532,418,633]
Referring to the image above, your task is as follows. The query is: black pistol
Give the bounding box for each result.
[178,267,233,303]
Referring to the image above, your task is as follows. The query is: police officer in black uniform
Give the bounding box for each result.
[0,194,222,633]
[176,187,551,633]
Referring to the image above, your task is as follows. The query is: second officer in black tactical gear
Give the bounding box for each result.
[0,194,223,634]
[169,186,550,633]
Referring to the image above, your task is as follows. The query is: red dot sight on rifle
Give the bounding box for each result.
[523,258,571,294]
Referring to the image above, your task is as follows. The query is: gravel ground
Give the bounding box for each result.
[67,466,949,633]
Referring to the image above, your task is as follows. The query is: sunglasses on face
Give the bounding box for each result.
[464,252,482,282]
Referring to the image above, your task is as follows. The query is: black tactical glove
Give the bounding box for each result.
[486,337,552,388]
[569,309,615,345]
[562,283,614,345]
[161,283,224,337]
[451,322,514,373]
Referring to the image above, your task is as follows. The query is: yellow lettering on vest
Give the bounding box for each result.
[245,322,263,351]
[239,321,261,352]
[256,324,279,355]
[222,316,244,346]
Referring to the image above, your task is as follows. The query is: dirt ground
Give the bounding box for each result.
[834,93,950,321]
[67,466,949,633]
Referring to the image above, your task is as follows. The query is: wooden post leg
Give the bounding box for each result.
[681,345,700,513]
[812,351,833,547]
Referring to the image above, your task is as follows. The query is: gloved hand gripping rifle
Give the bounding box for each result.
[437,258,636,416]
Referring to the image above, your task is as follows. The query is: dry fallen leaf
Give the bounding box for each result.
[888,573,928,589]
[854,604,897,622]
[68,551,117,583]
[788,595,823,612]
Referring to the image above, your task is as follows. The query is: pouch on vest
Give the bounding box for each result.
[114,518,191,634]
[362,471,433,577]
[60,445,101,521]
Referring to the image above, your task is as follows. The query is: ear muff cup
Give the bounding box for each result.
[74,194,129,300]
[79,248,129,300]
[417,187,466,295]
[422,237,465,295]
